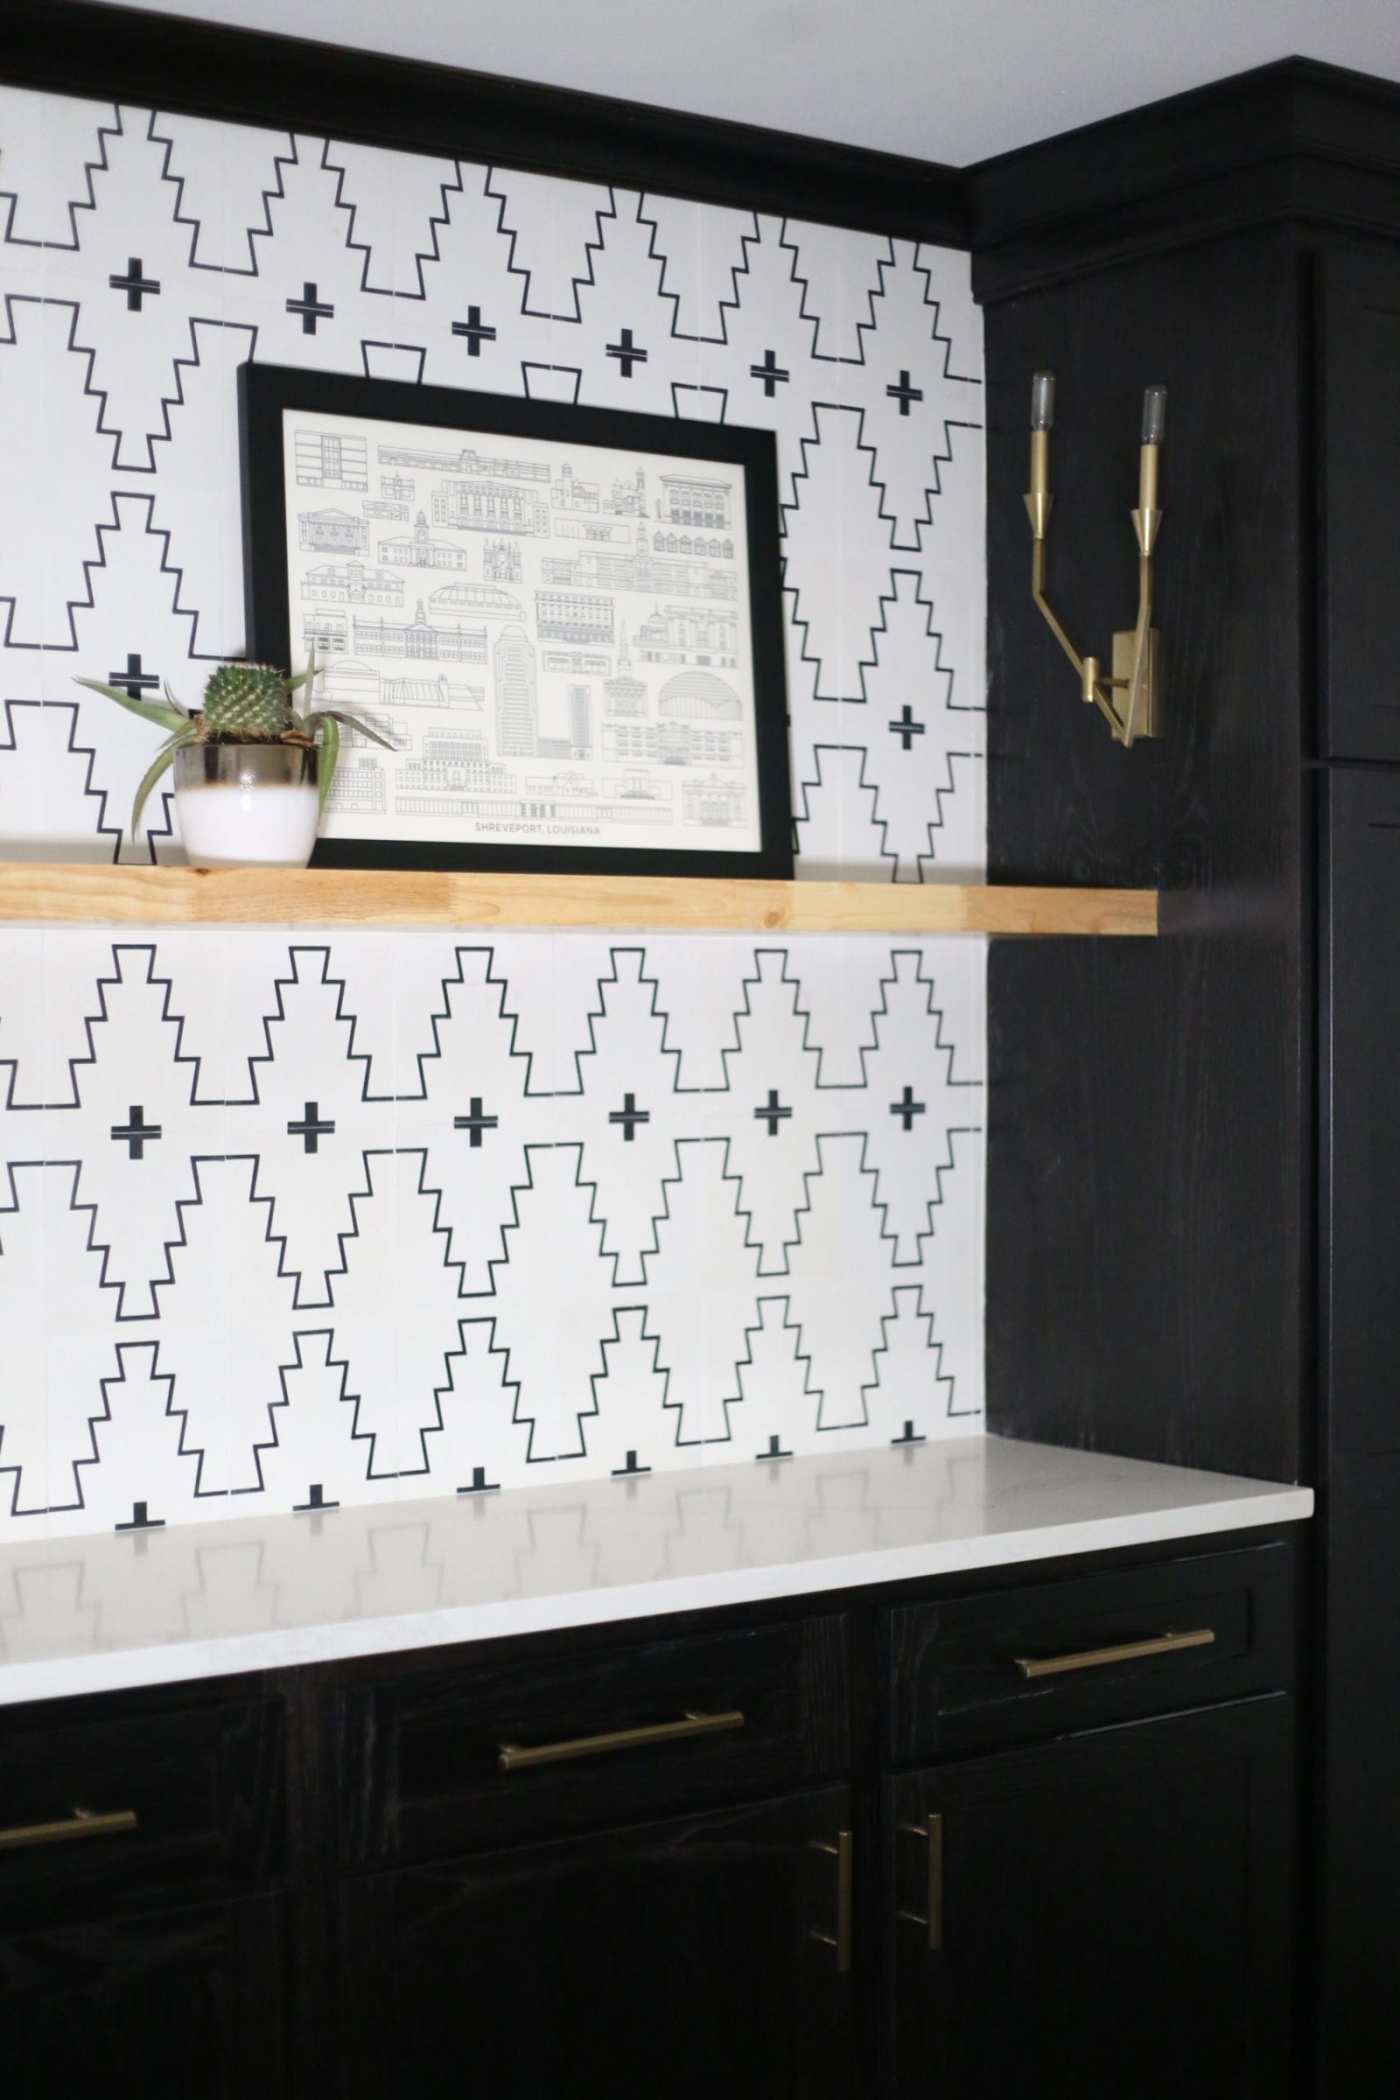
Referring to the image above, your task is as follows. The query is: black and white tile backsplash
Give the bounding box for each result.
[0,86,986,1539]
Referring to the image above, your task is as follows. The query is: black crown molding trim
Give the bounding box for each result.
[8,15,1400,301]
[4,0,968,246]
[968,57,1400,302]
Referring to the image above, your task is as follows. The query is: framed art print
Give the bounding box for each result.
[238,365,793,877]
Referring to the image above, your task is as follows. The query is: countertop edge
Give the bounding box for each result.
[0,1481,1314,1710]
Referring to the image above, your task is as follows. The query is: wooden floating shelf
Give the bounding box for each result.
[0,864,1158,937]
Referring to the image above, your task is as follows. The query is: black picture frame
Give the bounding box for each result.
[238,363,793,879]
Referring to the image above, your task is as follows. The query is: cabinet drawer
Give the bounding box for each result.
[0,1687,286,1928]
[884,1541,1294,1762]
[332,1612,850,1867]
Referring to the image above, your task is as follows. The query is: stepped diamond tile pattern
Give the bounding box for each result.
[0,931,985,1539]
[0,86,987,1541]
[0,87,984,876]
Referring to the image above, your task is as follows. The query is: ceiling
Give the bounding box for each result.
[121,0,1400,165]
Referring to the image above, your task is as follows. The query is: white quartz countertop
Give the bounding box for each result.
[0,1436,1313,1708]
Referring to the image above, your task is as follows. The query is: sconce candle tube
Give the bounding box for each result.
[1026,371,1055,540]
[1140,384,1167,445]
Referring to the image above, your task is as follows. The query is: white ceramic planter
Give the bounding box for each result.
[174,743,320,870]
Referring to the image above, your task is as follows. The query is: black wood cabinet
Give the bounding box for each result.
[0,1531,1300,2099]
[340,1787,859,2100]
[887,1698,1293,2100]
[1319,766,1400,2081]
[1319,252,1400,763]
[0,1893,289,2100]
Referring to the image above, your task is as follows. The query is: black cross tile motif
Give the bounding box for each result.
[116,1499,165,1532]
[757,1433,793,1462]
[287,281,335,334]
[453,1097,499,1148]
[608,1092,651,1141]
[108,653,159,700]
[294,1482,340,1513]
[458,1465,501,1497]
[111,1105,162,1159]
[288,1101,335,1154]
[754,1088,792,1136]
[750,348,790,397]
[109,257,160,311]
[606,327,649,377]
[889,704,926,751]
[890,1086,926,1133]
[611,1449,651,1477]
[891,1419,927,1446]
[886,369,924,416]
[451,305,497,357]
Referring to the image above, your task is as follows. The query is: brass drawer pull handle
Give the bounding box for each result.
[0,1805,139,1854]
[896,1817,944,1951]
[808,1828,854,1974]
[1013,1627,1216,1680]
[498,1708,745,1772]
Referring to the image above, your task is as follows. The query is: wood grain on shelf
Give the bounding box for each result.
[0,864,1158,936]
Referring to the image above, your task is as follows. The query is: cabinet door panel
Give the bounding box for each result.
[888,1698,1292,2100]
[1324,767,1400,1455]
[1320,251,1400,760]
[0,1893,288,2100]
[341,1787,858,2100]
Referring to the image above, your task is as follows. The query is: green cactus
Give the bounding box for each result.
[200,662,295,740]
[75,651,395,840]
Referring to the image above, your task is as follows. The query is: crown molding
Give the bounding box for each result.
[7,18,1400,299]
[1,0,967,245]
[969,58,1400,301]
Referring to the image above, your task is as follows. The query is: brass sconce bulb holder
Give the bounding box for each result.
[1023,372,1166,747]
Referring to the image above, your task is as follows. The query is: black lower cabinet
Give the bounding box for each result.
[887,1697,1294,2100]
[0,1892,289,2099]
[0,1531,1302,2099]
[338,1787,859,2100]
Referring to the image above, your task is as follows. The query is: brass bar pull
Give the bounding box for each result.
[0,1805,139,1854]
[498,1708,744,1772]
[1013,1627,1216,1681]
[808,1829,854,1974]
[896,1817,944,1951]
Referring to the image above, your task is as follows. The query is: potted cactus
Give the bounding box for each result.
[76,656,393,869]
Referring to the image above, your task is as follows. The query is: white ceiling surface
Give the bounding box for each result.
[121,0,1400,164]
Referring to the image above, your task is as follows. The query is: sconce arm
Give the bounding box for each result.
[1030,539,1129,741]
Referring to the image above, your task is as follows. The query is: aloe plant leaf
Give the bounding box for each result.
[316,711,340,815]
[129,737,187,841]
[286,644,319,695]
[307,708,396,752]
[75,676,187,735]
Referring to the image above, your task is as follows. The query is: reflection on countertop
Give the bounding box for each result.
[0,1434,1313,1707]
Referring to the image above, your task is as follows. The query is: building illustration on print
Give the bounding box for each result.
[299,508,368,554]
[378,513,468,570]
[657,474,733,530]
[304,561,403,607]
[295,428,369,491]
[603,628,647,717]
[494,627,538,755]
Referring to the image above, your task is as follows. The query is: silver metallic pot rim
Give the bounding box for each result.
[173,742,319,790]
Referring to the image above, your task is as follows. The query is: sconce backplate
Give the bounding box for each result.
[1111,628,1164,741]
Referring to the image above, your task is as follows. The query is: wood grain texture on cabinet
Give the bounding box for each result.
[985,226,1310,1484]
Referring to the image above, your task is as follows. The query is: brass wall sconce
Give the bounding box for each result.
[1025,372,1166,747]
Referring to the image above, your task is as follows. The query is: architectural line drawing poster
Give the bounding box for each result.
[243,366,792,875]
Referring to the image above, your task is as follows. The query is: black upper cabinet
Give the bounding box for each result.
[339,1787,860,2100]
[1323,767,1400,1457]
[1319,252,1400,761]
[888,1698,1294,2100]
